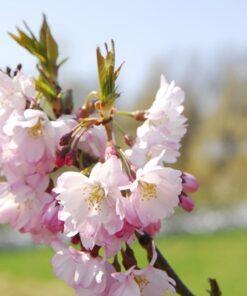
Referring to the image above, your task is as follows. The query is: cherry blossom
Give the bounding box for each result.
[3,109,55,165]
[127,75,187,167]
[52,241,113,295]
[123,156,182,227]
[109,248,175,296]
[54,156,129,249]
[0,28,200,295]
[0,71,35,129]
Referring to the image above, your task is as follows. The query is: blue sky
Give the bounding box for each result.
[0,0,246,101]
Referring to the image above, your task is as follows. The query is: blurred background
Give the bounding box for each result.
[0,1,246,295]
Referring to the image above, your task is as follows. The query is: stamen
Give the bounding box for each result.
[28,120,44,138]
[138,181,157,201]
[85,184,105,211]
[135,275,149,291]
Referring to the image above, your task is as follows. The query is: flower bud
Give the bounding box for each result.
[64,150,75,166]
[71,234,81,245]
[182,172,199,193]
[42,201,64,233]
[55,154,65,167]
[179,193,194,212]
[59,131,73,146]
[55,147,75,167]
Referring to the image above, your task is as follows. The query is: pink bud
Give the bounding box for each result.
[182,172,199,193]
[64,150,75,166]
[71,234,81,245]
[42,201,64,233]
[59,131,73,146]
[55,154,65,167]
[55,147,75,167]
[180,194,195,212]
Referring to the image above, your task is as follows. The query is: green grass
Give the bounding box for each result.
[0,229,246,295]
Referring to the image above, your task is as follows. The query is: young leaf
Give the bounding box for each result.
[96,40,122,104]
[9,15,69,117]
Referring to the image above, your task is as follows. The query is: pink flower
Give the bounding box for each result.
[124,156,182,227]
[52,241,113,295]
[54,156,129,250]
[12,173,49,202]
[0,72,34,129]
[0,182,19,226]
[3,109,55,165]
[109,247,175,296]
[82,221,135,257]
[127,75,186,167]
[0,180,60,244]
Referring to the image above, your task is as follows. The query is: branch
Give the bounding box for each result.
[208,278,222,296]
[136,232,195,296]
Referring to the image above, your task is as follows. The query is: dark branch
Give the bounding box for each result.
[208,278,222,296]
[136,232,195,296]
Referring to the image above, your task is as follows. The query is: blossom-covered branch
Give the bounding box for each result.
[0,15,216,296]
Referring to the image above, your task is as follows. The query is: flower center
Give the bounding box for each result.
[138,181,157,201]
[86,184,105,211]
[135,275,149,291]
[28,120,44,138]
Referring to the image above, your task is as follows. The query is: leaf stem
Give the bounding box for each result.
[116,110,134,117]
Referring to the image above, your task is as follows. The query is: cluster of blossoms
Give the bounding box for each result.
[0,42,199,295]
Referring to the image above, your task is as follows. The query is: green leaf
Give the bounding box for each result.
[36,79,57,99]
[57,57,69,69]
[96,40,122,104]
[9,14,69,115]
[46,26,58,66]
[38,96,56,120]
[39,14,48,51]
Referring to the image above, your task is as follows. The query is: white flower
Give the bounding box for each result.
[54,156,129,249]
[124,155,182,227]
[109,246,176,296]
[52,241,112,295]
[0,72,35,128]
[3,109,55,165]
[128,75,187,167]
